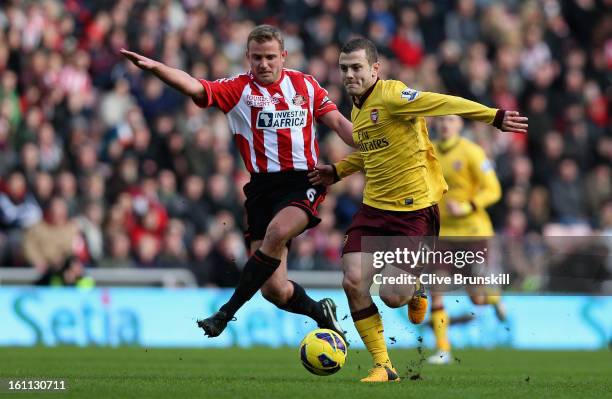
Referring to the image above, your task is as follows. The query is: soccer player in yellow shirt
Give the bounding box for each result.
[427,115,505,365]
[309,38,527,382]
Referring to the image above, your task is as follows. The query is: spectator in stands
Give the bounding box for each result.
[0,170,42,265]
[158,219,190,269]
[189,233,215,286]
[98,231,133,269]
[32,171,54,210]
[18,142,40,186]
[157,169,186,219]
[36,122,63,173]
[549,158,587,224]
[76,201,105,265]
[181,174,210,235]
[206,231,243,287]
[56,170,79,216]
[22,196,78,273]
[134,233,161,268]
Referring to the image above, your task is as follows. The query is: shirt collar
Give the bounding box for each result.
[437,135,461,153]
[352,79,380,109]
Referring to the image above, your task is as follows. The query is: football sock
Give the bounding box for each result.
[220,250,280,318]
[431,306,451,352]
[352,303,391,366]
[277,280,326,324]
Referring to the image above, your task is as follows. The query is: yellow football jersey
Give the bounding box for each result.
[335,79,500,212]
[434,136,501,236]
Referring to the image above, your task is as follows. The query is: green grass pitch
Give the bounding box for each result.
[1,347,611,398]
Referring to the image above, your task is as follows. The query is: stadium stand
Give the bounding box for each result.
[0,0,609,292]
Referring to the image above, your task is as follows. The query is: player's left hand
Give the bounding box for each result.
[500,111,528,134]
[120,48,160,71]
[308,165,336,186]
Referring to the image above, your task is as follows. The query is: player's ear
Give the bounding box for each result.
[371,62,380,78]
[281,49,288,61]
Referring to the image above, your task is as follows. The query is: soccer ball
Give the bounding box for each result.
[298,328,347,376]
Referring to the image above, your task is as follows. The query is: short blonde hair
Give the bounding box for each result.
[247,25,284,51]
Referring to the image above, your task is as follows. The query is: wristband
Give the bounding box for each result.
[493,109,506,130]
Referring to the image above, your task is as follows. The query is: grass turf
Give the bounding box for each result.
[1,347,611,399]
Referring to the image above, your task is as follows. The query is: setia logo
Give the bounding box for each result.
[370,109,379,123]
[306,188,316,202]
[400,87,420,102]
[256,109,308,129]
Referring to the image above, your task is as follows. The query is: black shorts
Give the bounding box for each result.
[243,171,326,245]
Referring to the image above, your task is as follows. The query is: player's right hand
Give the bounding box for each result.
[120,49,160,71]
[446,199,473,217]
[308,165,336,186]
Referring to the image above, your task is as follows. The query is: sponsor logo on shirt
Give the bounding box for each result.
[400,87,420,102]
[246,94,281,108]
[357,130,389,152]
[256,109,308,129]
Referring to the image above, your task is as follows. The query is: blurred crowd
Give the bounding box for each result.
[0,0,609,287]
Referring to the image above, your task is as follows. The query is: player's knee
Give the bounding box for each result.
[431,295,444,308]
[381,295,405,308]
[470,295,486,305]
[263,223,291,251]
[342,273,361,298]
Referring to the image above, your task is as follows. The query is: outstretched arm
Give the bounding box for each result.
[318,110,357,148]
[120,49,206,103]
[385,83,528,134]
[407,92,528,133]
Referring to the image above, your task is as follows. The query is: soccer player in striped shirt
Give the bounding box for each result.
[310,38,527,382]
[121,25,355,341]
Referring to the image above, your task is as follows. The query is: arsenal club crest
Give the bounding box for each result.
[292,94,306,106]
[370,109,379,123]
[453,160,462,171]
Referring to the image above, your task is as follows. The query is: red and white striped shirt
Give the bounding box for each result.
[194,69,337,173]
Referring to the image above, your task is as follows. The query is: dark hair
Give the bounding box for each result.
[340,38,379,65]
[247,25,284,51]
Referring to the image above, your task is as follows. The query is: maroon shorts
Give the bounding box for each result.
[342,203,440,255]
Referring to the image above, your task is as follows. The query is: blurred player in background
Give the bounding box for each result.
[310,38,527,382]
[121,25,355,341]
[428,115,506,365]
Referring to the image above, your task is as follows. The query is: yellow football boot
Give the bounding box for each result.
[360,363,400,382]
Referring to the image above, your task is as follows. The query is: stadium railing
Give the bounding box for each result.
[0,267,199,287]
[0,268,343,288]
